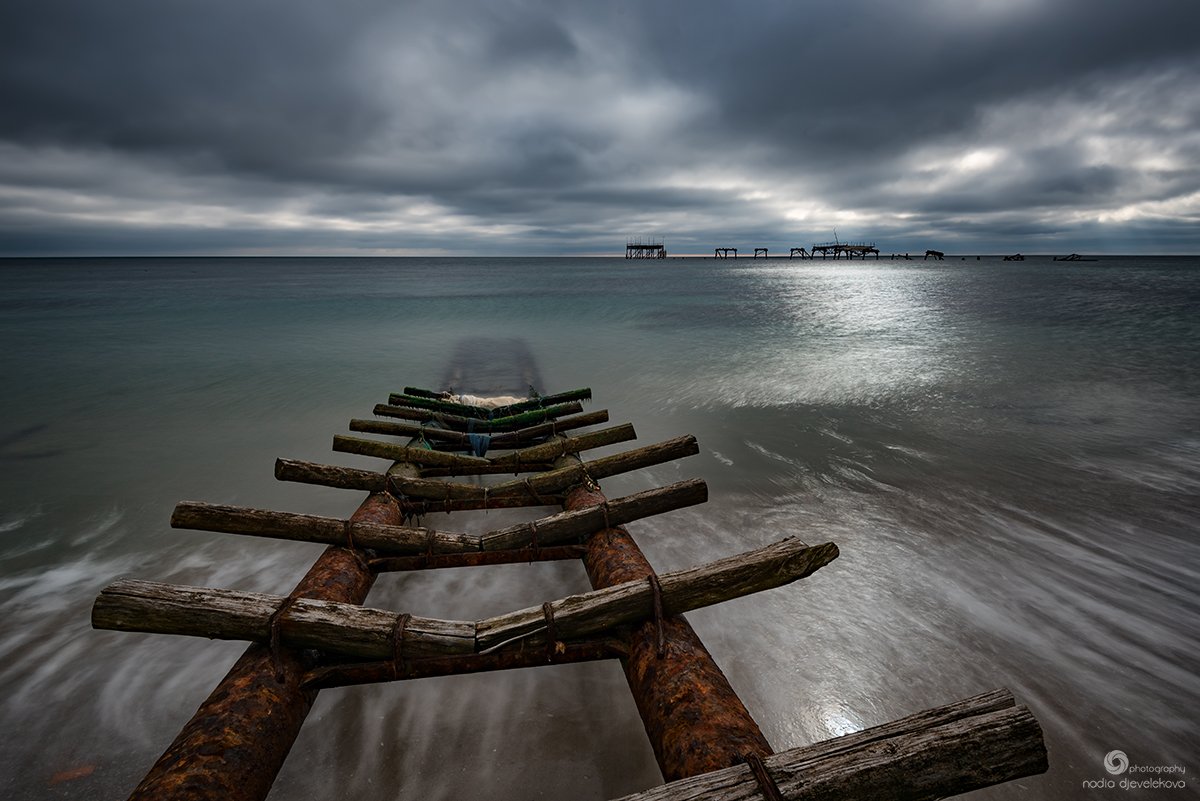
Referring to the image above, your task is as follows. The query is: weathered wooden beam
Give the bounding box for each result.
[346,408,611,448]
[606,688,1048,801]
[347,418,474,444]
[373,401,584,432]
[92,579,475,659]
[474,537,838,651]
[174,479,714,557]
[92,537,838,660]
[332,424,635,474]
[274,458,386,492]
[487,409,611,446]
[479,479,707,551]
[388,387,591,419]
[390,435,700,501]
[170,502,479,554]
[489,423,636,466]
[304,635,628,689]
[331,435,491,470]
[416,462,557,477]
[397,494,566,514]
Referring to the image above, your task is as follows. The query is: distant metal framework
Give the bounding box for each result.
[714,247,737,259]
[626,239,667,259]
[753,248,768,259]
[808,241,880,259]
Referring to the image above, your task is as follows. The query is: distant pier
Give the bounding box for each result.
[807,241,880,259]
[626,239,666,259]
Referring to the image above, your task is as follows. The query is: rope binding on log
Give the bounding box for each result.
[522,477,546,505]
[267,592,303,682]
[528,519,540,563]
[541,601,565,660]
[647,574,666,657]
[390,612,412,680]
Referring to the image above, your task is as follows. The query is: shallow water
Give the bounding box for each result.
[0,256,1197,799]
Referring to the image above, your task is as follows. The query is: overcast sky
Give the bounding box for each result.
[2,0,1198,256]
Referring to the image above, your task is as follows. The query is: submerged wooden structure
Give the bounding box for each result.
[808,242,881,259]
[92,382,1047,800]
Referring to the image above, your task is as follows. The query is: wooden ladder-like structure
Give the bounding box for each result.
[92,386,1048,801]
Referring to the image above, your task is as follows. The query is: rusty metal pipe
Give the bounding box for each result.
[127,490,405,800]
[564,483,774,781]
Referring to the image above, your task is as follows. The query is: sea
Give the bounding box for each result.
[0,256,1197,800]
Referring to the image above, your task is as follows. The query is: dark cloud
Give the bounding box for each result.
[0,0,1198,255]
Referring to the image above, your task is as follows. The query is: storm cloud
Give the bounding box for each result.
[1,0,1198,255]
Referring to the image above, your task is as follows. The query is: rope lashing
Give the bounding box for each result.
[647,574,666,657]
[572,453,600,491]
[743,752,785,801]
[528,520,539,563]
[522,477,546,505]
[386,475,418,526]
[390,612,412,680]
[541,601,563,660]
[340,520,371,574]
[267,593,302,683]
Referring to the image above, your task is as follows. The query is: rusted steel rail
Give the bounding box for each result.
[563,478,775,781]
[126,488,404,801]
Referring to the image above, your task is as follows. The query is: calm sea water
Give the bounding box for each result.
[1,256,1197,799]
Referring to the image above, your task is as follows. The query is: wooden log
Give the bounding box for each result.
[331,435,492,470]
[372,401,584,432]
[348,409,612,451]
[176,488,694,559]
[607,689,1047,801]
[304,635,628,689]
[488,423,636,466]
[390,435,700,501]
[417,463,556,477]
[475,537,838,651]
[487,409,611,446]
[480,479,707,551]
[93,578,475,659]
[94,537,837,660]
[170,502,480,554]
[274,458,386,492]
[348,418,474,444]
[397,494,566,514]
[388,387,591,419]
